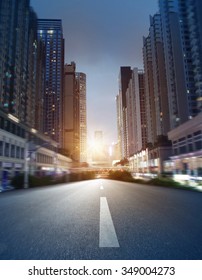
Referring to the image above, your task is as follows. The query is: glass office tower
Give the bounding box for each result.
[0,0,37,127]
[37,19,64,145]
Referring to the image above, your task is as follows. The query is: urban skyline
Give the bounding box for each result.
[30,0,158,144]
[0,0,202,264]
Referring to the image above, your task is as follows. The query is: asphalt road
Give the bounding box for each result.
[0,179,202,260]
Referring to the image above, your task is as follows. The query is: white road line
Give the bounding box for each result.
[99,197,119,248]
[100,186,104,190]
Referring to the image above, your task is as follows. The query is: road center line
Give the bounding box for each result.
[99,197,119,248]
[100,186,104,190]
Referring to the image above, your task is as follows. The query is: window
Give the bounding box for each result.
[21,148,24,159]
[5,143,10,157]
[16,147,20,159]
[11,144,15,158]
[179,146,187,154]
[195,141,202,151]
[0,117,4,129]
[194,130,201,136]
[188,143,193,152]
[0,141,3,156]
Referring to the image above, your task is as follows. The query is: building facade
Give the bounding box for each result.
[63,63,87,163]
[0,0,38,128]
[142,13,172,175]
[76,73,87,163]
[0,110,71,190]
[126,68,146,158]
[159,0,199,129]
[117,67,132,159]
[37,19,64,145]
[168,113,202,181]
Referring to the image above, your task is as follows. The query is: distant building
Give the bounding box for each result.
[143,13,172,174]
[126,68,147,157]
[76,73,87,163]
[37,19,64,145]
[63,62,78,160]
[63,63,87,162]
[117,67,132,159]
[143,14,170,145]
[92,131,109,166]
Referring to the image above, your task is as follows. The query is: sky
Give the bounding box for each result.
[30,0,158,145]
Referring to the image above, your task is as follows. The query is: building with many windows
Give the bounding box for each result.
[0,110,71,190]
[159,0,199,129]
[63,63,87,163]
[126,68,146,158]
[142,13,172,175]
[0,0,38,128]
[168,113,202,181]
[117,67,132,159]
[37,19,64,145]
[76,72,87,163]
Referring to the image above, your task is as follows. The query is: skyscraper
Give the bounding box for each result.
[186,0,202,111]
[63,62,77,160]
[63,63,87,162]
[76,72,87,163]
[126,68,147,157]
[143,14,170,145]
[159,0,199,128]
[117,67,132,159]
[0,0,38,127]
[37,19,64,145]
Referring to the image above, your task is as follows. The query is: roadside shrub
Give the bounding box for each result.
[11,174,55,189]
[11,174,24,189]
[69,171,96,182]
[147,177,182,188]
[133,178,147,184]
[108,170,134,182]
[81,171,96,180]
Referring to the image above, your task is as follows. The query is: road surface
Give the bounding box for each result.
[0,179,201,259]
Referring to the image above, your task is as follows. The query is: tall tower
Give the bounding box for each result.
[118,67,132,159]
[159,0,199,128]
[143,14,170,146]
[126,68,147,157]
[76,73,87,163]
[37,19,64,145]
[63,62,77,160]
[63,63,87,162]
[186,0,202,111]
[0,0,38,127]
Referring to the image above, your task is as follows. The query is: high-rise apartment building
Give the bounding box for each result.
[117,67,132,159]
[76,73,87,162]
[186,0,202,111]
[63,63,87,162]
[159,0,199,129]
[126,68,147,157]
[0,0,37,127]
[37,19,64,145]
[142,13,172,174]
[63,62,77,160]
[143,14,170,145]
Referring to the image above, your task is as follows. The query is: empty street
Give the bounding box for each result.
[0,179,202,260]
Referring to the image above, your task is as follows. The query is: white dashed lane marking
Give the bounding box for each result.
[99,197,119,248]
